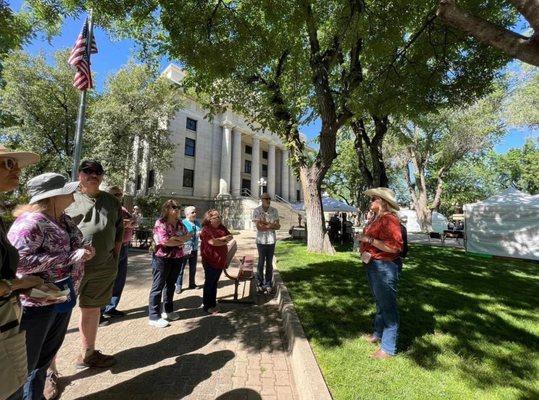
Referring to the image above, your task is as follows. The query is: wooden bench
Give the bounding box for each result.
[219,240,255,304]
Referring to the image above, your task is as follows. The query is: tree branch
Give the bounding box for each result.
[437,0,539,66]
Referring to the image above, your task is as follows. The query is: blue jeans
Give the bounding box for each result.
[7,306,71,400]
[256,243,275,287]
[103,244,129,314]
[176,250,198,289]
[365,259,400,355]
[148,256,182,320]
[202,263,222,310]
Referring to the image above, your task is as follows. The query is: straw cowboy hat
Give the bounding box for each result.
[364,187,400,211]
[0,145,40,167]
[27,173,79,204]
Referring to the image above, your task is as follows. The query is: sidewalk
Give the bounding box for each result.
[54,231,298,400]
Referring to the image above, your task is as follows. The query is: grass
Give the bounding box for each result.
[275,240,539,400]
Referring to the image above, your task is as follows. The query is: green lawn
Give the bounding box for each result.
[275,240,539,400]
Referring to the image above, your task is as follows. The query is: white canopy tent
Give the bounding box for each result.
[463,188,539,261]
[398,209,448,234]
[292,197,358,213]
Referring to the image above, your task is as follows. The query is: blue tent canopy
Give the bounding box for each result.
[292,197,357,213]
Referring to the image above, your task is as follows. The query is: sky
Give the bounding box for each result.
[9,0,538,154]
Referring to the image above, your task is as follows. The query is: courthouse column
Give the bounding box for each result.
[281,148,290,201]
[218,122,233,197]
[268,142,276,198]
[231,129,242,197]
[289,171,297,202]
[250,135,261,197]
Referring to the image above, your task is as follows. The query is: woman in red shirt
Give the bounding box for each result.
[200,210,233,314]
[357,187,403,359]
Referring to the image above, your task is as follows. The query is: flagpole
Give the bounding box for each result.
[71,9,94,180]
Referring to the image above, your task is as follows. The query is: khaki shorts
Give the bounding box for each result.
[79,261,118,308]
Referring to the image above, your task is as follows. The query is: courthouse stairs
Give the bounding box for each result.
[214,191,302,234]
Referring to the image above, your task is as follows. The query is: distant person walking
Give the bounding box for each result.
[357,187,402,360]
[65,160,124,369]
[148,200,191,328]
[176,206,201,294]
[252,193,280,294]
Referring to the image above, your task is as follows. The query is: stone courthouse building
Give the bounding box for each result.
[126,64,303,229]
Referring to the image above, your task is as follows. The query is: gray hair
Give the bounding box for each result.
[184,206,196,216]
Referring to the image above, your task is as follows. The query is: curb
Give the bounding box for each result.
[273,264,333,400]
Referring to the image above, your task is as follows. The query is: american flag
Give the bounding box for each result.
[68,18,98,91]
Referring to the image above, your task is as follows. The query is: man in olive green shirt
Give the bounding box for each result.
[66,160,123,369]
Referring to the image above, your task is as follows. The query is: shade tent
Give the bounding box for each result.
[292,197,357,213]
[464,188,539,261]
[398,209,448,234]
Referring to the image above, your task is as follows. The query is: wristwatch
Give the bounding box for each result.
[1,279,13,296]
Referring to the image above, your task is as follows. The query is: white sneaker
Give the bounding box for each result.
[149,318,170,328]
[161,312,180,321]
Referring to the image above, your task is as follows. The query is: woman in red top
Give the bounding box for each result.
[200,210,233,314]
[357,187,403,359]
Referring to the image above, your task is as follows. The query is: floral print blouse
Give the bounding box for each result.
[153,218,187,259]
[7,212,86,307]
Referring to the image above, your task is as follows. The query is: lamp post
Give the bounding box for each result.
[258,177,267,199]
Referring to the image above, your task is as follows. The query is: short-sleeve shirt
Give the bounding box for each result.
[65,190,124,270]
[200,225,231,269]
[182,218,201,251]
[252,206,279,245]
[153,218,187,259]
[360,213,403,261]
[8,212,85,307]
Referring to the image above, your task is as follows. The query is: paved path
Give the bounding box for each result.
[55,231,298,400]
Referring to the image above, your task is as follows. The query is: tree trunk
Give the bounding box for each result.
[351,117,389,189]
[407,149,433,232]
[300,166,335,254]
[437,0,539,67]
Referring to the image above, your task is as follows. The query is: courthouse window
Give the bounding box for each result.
[245,145,252,155]
[262,150,268,160]
[183,169,194,188]
[244,160,252,173]
[186,117,197,132]
[262,164,268,177]
[185,138,196,157]
[148,170,155,188]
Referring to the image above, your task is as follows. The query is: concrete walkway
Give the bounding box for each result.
[55,231,298,400]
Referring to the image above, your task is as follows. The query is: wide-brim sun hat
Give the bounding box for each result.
[364,187,400,211]
[27,173,79,204]
[0,145,40,168]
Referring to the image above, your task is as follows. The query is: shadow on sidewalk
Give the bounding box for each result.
[216,388,262,399]
[60,315,234,388]
[73,350,235,399]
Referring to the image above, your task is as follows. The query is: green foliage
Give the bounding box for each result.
[134,193,162,223]
[86,62,183,186]
[276,240,539,400]
[0,49,85,177]
[505,66,539,129]
[438,154,502,215]
[492,138,539,195]
[0,1,32,58]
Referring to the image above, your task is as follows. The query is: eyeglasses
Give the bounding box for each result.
[2,158,18,171]
[370,197,380,202]
[113,192,123,198]
[210,216,221,220]
[171,206,182,210]
[81,168,104,176]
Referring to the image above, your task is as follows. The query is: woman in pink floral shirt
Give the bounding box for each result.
[7,173,95,400]
[148,199,192,328]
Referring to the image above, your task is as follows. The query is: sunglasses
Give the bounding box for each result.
[113,192,123,198]
[210,216,221,220]
[370,197,380,202]
[171,206,182,210]
[81,168,104,176]
[2,158,18,171]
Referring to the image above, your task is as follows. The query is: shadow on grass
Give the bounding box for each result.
[276,241,539,396]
